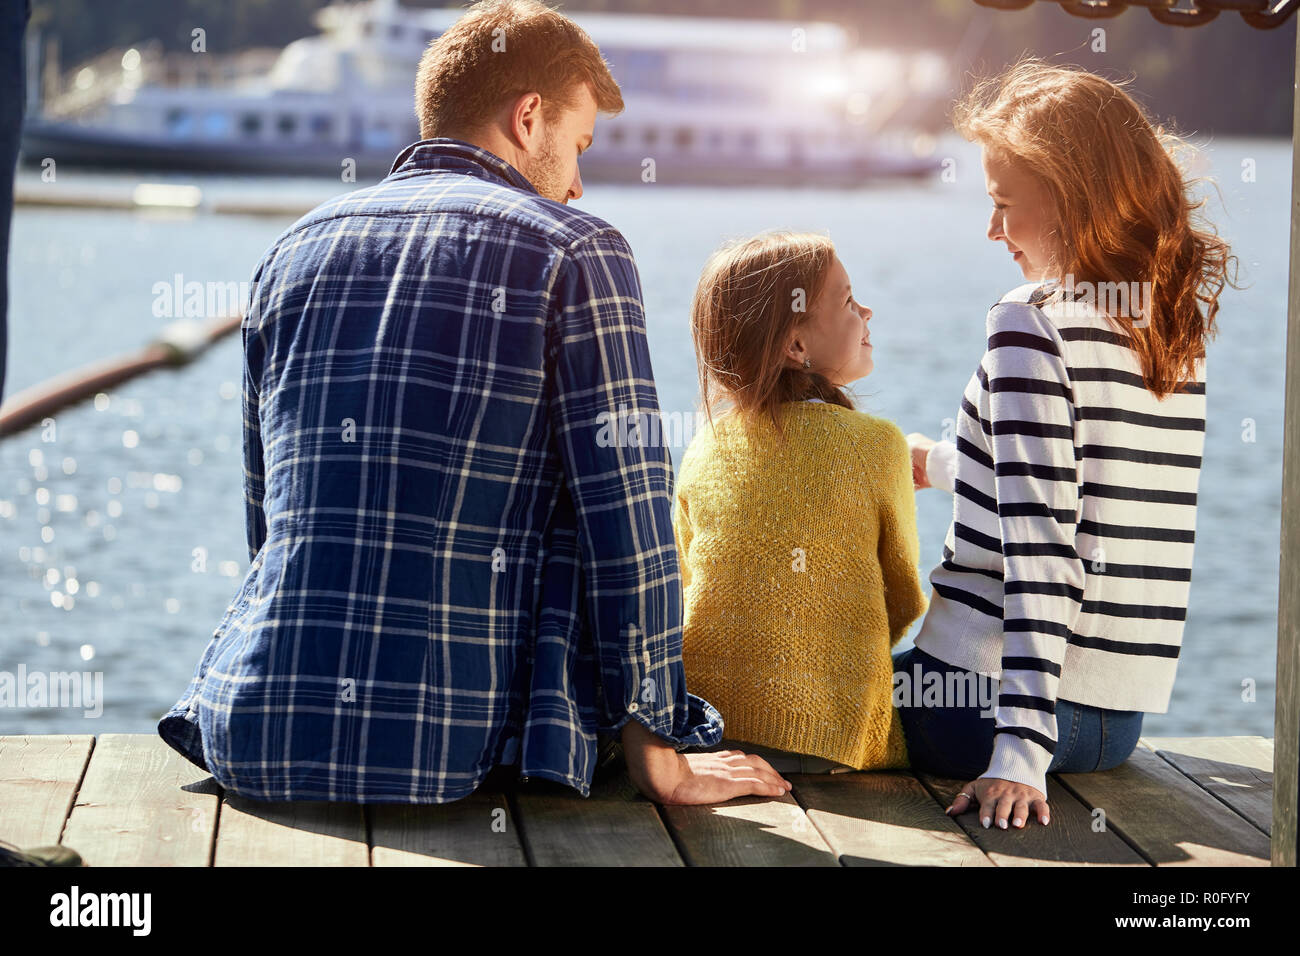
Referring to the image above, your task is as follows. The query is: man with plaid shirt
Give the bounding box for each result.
[159,0,789,806]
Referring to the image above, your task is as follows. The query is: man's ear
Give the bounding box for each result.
[510,92,544,150]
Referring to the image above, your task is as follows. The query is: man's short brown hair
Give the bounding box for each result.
[416,0,624,140]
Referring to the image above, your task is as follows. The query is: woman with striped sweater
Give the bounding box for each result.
[896,60,1236,831]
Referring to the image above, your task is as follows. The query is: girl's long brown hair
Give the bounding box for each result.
[953,58,1238,398]
[690,230,855,440]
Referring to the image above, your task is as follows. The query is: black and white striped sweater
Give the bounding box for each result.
[915,280,1206,793]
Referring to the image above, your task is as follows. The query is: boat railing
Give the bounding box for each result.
[40,43,281,121]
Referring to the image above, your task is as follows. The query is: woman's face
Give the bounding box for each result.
[784,255,873,386]
[982,147,1061,282]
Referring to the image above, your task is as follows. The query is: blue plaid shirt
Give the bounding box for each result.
[158,139,723,802]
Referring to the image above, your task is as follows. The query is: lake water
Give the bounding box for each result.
[0,135,1289,739]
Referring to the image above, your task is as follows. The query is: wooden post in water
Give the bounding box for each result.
[1274,14,1300,868]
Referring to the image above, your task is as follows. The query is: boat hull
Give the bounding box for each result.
[20,120,940,186]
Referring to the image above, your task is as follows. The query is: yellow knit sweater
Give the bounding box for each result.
[673,401,928,771]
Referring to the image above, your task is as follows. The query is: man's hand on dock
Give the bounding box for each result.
[620,720,793,805]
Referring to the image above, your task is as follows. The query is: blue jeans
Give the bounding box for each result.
[892,645,1144,779]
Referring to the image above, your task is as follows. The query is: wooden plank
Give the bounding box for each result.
[511,771,683,867]
[368,791,527,867]
[0,735,94,848]
[919,772,1147,866]
[1142,736,1273,836]
[660,790,839,866]
[1057,744,1271,866]
[60,734,219,866]
[1276,14,1300,868]
[215,797,368,866]
[1,735,1276,867]
[790,771,993,867]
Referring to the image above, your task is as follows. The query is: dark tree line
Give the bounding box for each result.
[28,0,1297,135]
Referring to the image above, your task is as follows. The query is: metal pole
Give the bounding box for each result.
[1272,13,1300,868]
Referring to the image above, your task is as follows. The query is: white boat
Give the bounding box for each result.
[21,0,950,184]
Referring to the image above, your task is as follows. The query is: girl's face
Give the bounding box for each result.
[784,255,873,386]
[982,147,1061,282]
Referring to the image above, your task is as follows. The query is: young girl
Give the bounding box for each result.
[900,60,1236,829]
[674,230,927,774]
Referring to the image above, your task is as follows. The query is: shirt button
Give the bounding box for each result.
[628,702,639,712]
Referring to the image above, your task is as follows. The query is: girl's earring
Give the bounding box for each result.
[803,358,812,369]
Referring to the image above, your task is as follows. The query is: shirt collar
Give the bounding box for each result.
[387,138,538,195]
[1030,278,1087,306]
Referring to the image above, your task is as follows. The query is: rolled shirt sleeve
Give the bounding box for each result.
[545,228,723,750]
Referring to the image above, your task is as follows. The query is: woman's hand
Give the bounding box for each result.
[946,776,1050,828]
[906,432,937,490]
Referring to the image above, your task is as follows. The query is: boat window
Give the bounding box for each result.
[277,115,297,136]
[310,115,333,138]
[673,128,693,150]
[203,112,231,138]
[362,117,396,149]
[164,108,192,136]
[609,127,625,146]
[390,24,404,40]
[240,114,262,137]
[604,49,665,94]
[643,128,658,146]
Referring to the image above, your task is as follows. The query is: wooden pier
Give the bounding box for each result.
[0,733,1273,866]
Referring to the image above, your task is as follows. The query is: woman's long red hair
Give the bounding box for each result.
[954,58,1238,398]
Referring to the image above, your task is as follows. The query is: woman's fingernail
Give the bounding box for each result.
[997,819,1008,829]
[1013,817,1023,828]
[982,816,991,828]
[1040,815,1050,825]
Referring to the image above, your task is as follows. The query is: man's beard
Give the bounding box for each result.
[524,128,568,204]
